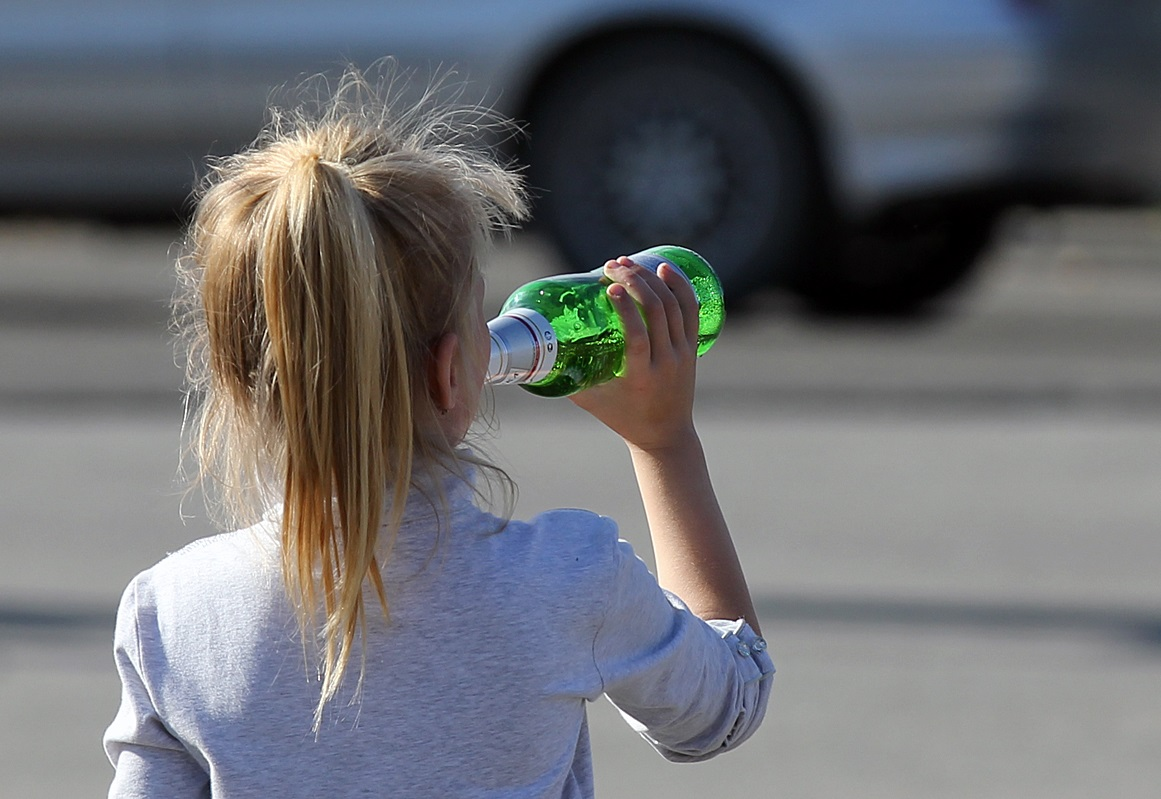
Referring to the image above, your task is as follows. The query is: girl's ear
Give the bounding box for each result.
[429,331,461,412]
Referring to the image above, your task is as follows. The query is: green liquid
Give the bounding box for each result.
[500,245,725,397]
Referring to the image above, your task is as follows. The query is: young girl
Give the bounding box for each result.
[104,68,773,798]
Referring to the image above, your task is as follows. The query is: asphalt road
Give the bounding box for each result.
[2,210,1160,797]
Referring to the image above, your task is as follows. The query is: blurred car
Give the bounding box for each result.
[3,0,1159,312]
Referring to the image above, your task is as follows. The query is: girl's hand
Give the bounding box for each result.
[569,256,701,452]
[574,257,760,633]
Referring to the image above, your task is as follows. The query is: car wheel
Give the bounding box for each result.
[525,34,818,302]
[793,199,1002,315]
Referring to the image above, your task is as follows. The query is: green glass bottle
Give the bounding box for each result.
[486,245,725,397]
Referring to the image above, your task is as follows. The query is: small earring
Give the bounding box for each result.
[440,408,448,416]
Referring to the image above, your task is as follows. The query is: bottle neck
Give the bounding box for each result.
[486,308,558,385]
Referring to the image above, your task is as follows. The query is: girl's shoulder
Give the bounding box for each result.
[124,522,280,614]
[478,507,632,594]
[154,522,277,573]
[505,506,620,556]
[527,506,617,536]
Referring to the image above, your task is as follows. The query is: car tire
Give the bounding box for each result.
[524,33,819,302]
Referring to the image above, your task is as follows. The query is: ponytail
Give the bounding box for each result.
[178,65,527,728]
[261,150,409,722]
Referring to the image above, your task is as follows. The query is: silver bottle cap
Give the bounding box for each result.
[486,308,557,385]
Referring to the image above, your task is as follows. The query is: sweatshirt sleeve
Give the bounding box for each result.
[103,577,211,799]
[592,538,774,762]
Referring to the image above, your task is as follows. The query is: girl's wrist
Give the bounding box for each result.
[625,424,702,460]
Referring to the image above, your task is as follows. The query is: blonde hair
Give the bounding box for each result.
[176,65,527,726]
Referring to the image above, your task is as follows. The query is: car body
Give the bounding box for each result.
[4,1,1158,310]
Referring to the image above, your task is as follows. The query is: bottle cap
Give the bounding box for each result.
[486,308,557,385]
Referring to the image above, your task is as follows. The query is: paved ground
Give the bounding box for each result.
[1,209,1160,797]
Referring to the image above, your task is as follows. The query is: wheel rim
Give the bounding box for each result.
[601,114,729,242]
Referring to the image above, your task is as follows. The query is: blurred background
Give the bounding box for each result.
[2,1,1160,796]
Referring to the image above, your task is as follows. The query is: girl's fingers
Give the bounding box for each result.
[606,258,663,359]
[609,256,686,355]
[658,262,700,349]
[605,271,650,370]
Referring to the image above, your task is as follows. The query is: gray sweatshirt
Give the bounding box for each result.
[105,472,773,797]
